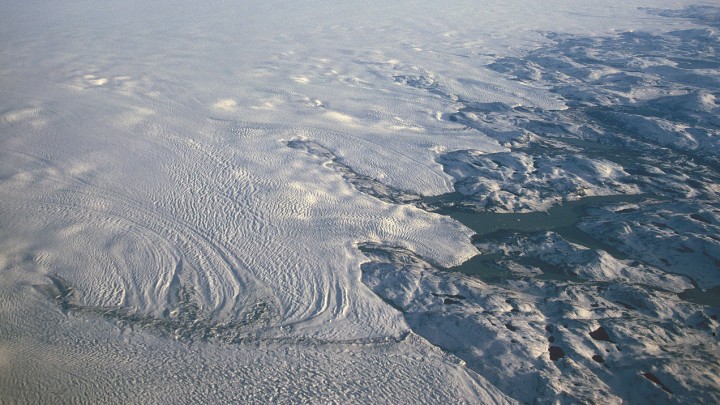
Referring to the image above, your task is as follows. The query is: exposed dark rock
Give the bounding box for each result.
[642,372,673,394]
[590,326,613,342]
[549,346,565,361]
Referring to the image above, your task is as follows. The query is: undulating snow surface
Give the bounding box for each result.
[1,1,718,403]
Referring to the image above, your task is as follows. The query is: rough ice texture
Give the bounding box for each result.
[361,246,720,404]
[475,231,694,292]
[579,201,720,289]
[1,0,719,403]
[439,148,639,213]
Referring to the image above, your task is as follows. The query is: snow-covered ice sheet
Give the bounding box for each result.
[1,0,719,403]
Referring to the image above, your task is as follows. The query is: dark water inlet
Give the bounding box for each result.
[430,194,647,280]
[433,192,719,306]
[435,194,648,237]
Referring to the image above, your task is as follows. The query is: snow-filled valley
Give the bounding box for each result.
[1,1,719,403]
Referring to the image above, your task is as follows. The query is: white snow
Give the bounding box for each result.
[439,147,639,213]
[1,0,718,403]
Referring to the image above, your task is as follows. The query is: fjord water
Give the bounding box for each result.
[2,1,719,403]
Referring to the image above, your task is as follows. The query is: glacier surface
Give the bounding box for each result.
[1,1,718,403]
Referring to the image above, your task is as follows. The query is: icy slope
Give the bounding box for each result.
[1,0,718,403]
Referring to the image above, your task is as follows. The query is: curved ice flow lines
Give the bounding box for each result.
[0,153,276,332]
[170,121,476,340]
[1,107,477,344]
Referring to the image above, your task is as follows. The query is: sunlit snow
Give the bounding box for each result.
[1,1,718,403]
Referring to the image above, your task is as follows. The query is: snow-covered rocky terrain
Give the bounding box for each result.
[1,1,718,403]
